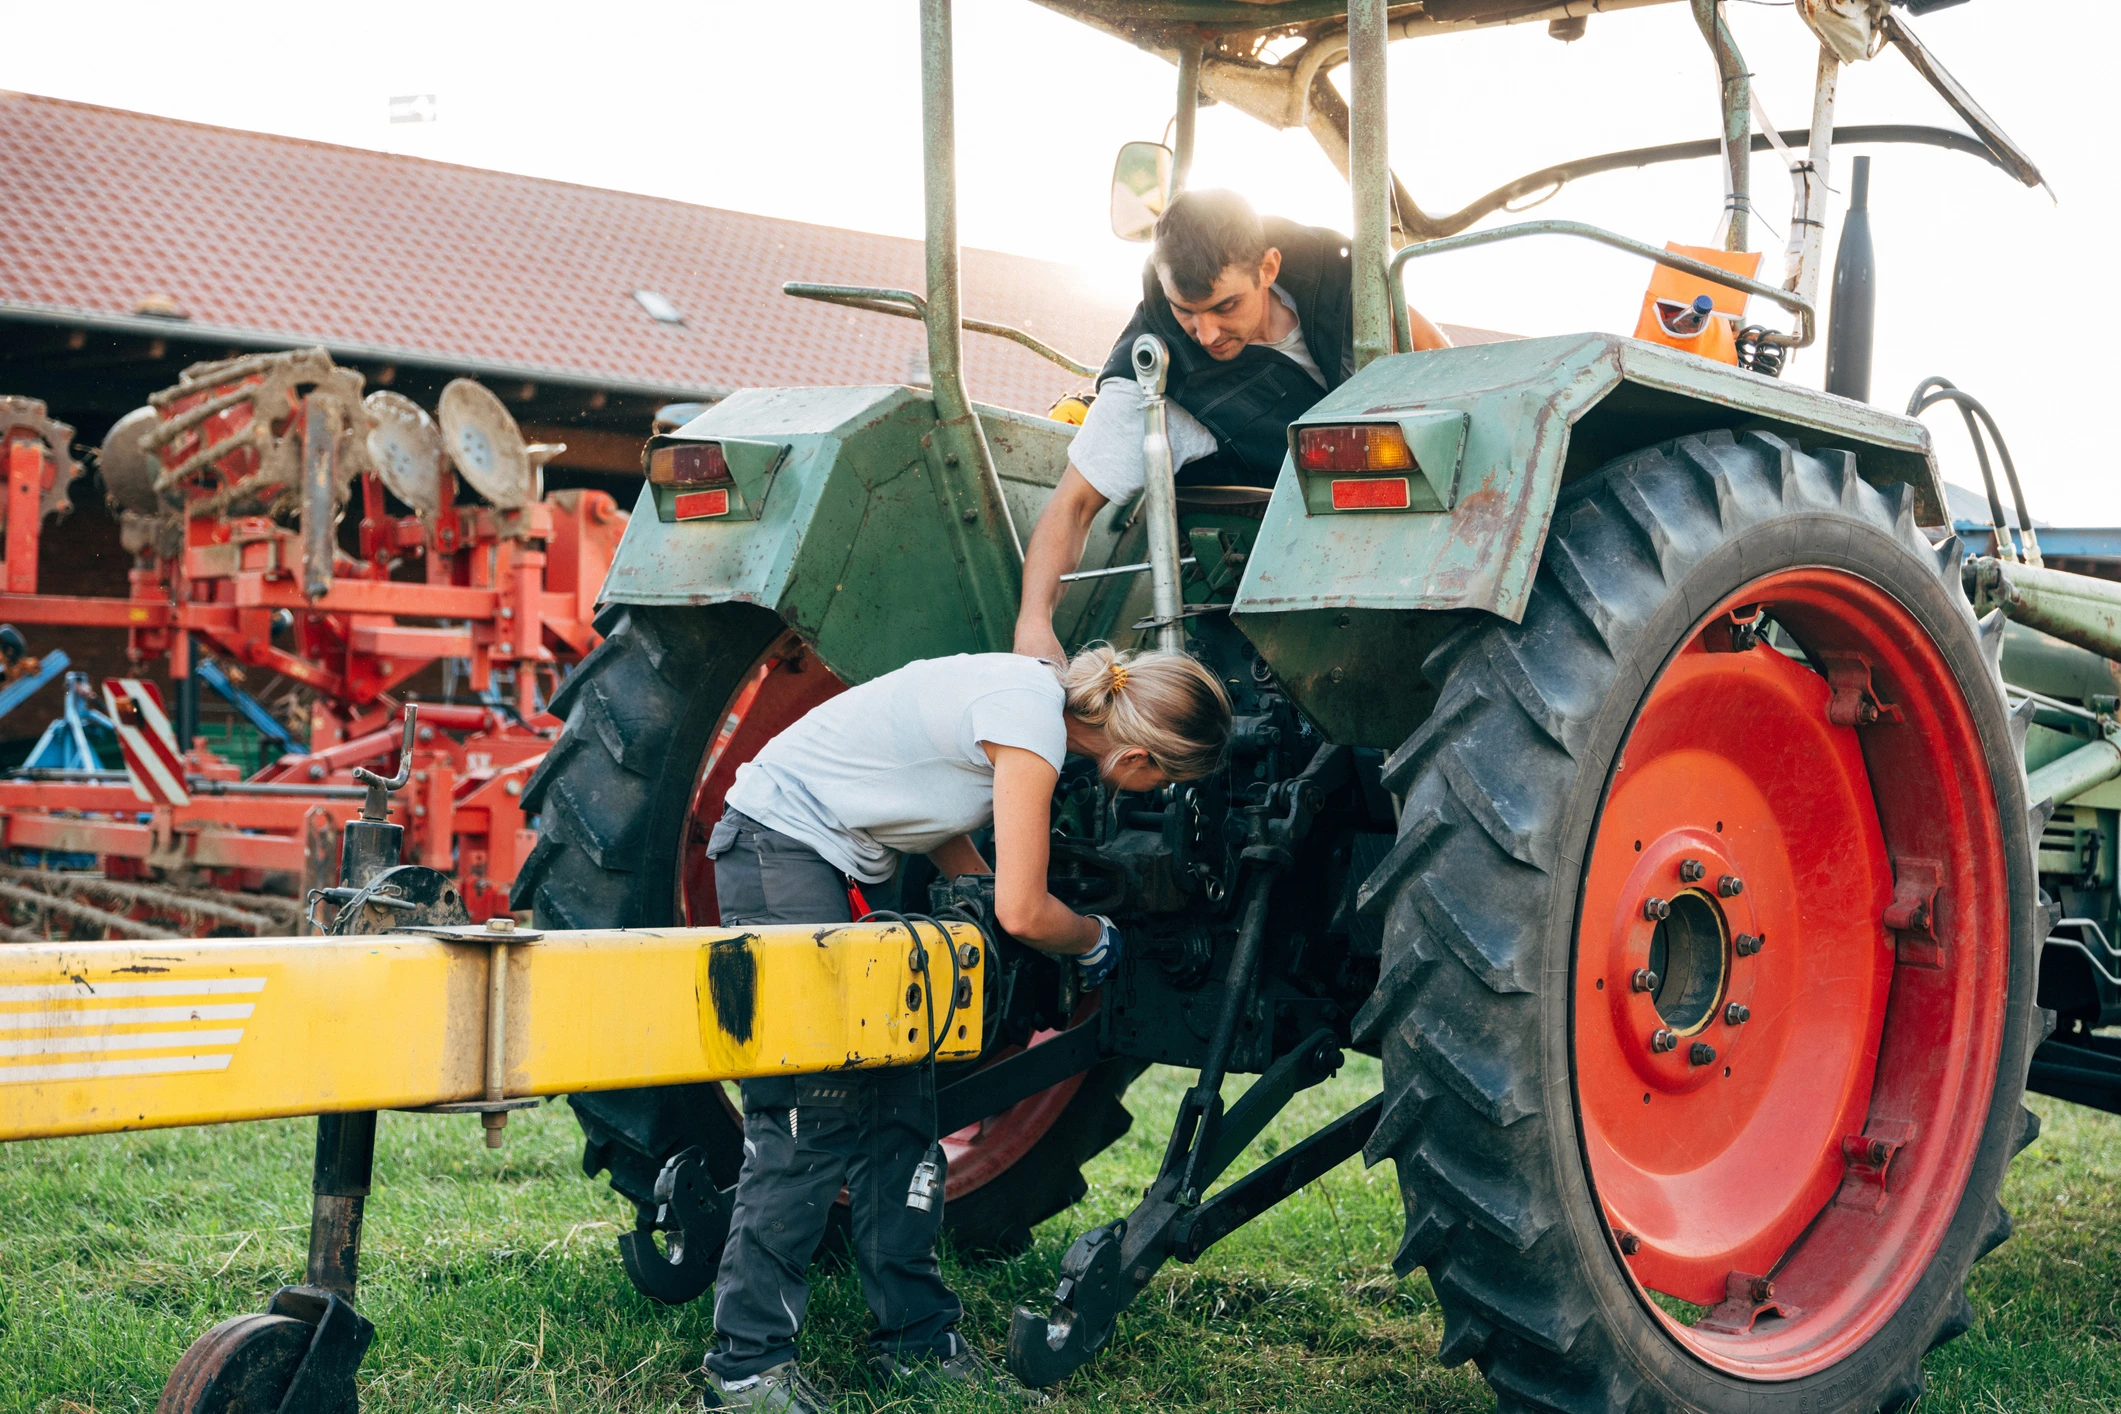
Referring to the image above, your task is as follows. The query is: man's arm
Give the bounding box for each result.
[1012,464,1110,661]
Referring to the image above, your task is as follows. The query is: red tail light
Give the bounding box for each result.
[1331,477,1411,511]
[1296,424,1415,474]
[647,441,731,486]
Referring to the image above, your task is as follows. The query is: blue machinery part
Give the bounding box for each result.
[22,668,109,772]
[0,650,69,729]
[194,657,298,757]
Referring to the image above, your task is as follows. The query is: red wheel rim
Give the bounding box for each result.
[676,634,1089,1201]
[1574,567,2010,1378]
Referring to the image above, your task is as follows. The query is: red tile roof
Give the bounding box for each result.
[0,92,1133,414]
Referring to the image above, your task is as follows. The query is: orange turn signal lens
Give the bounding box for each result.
[647,441,731,486]
[1295,424,1415,474]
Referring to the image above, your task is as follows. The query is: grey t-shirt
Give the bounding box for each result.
[723,653,1069,883]
[1070,284,1327,504]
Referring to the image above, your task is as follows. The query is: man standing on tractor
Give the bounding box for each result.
[1013,188,1450,659]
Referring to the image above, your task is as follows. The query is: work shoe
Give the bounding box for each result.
[872,1331,1052,1406]
[700,1360,834,1413]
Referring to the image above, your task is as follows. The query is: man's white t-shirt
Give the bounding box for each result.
[1069,284,1328,504]
[723,653,1068,883]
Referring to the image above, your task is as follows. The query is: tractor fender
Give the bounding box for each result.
[599,386,1089,687]
[1231,332,1947,747]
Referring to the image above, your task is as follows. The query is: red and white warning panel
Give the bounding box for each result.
[101,678,190,806]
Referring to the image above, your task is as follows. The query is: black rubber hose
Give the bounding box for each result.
[1909,378,2032,551]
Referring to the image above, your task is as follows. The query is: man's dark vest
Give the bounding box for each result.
[1096,217,1355,489]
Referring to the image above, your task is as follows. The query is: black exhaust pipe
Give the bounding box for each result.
[1825,155,1875,403]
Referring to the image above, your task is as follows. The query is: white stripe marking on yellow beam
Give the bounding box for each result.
[0,1004,256,1031]
[0,1054,235,1085]
[0,1029,245,1059]
[0,978,267,1003]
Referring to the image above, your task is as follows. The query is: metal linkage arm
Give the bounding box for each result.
[783,282,1096,378]
[1387,219,1817,355]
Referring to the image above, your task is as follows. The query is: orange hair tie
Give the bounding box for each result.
[1108,662,1129,693]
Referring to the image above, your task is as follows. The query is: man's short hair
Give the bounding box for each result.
[1154,190,1268,301]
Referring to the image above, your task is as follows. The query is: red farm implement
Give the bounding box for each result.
[0,350,624,933]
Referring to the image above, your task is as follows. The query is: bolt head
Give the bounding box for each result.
[486,916,516,933]
[1690,1041,1718,1066]
[1734,932,1763,957]
[1749,1276,1775,1303]
[1616,1231,1642,1255]
[1725,1002,1750,1025]
[1650,1029,1677,1053]
[1679,858,1705,882]
[1718,874,1744,897]
[1631,968,1660,994]
[1643,896,1671,921]
[1868,1138,1891,1166]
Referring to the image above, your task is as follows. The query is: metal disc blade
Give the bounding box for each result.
[97,405,163,514]
[363,391,445,517]
[437,379,533,509]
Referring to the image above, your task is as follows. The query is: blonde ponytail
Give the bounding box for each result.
[1059,644,1231,781]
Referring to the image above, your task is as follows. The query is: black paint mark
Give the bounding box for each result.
[708,934,759,1045]
[115,965,170,974]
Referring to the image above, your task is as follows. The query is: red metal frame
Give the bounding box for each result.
[0,379,625,925]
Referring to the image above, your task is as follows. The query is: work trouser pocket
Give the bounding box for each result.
[704,819,741,860]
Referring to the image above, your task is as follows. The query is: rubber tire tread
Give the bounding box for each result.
[512,603,1137,1253]
[1361,430,2041,1413]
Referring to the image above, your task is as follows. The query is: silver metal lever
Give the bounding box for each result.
[1131,335,1186,654]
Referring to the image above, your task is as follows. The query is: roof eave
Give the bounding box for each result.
[0,300,733,407]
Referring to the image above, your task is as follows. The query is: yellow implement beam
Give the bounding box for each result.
[0,921,983,1141]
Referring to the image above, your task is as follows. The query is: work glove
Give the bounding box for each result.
[1077,916,1123,990]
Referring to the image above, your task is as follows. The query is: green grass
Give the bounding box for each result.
[1,1061,2115,1412]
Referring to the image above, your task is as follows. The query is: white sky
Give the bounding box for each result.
[4,1,2113,520]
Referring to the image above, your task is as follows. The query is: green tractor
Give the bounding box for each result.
[514,2,2112,1408]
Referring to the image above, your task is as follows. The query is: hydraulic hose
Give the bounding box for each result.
[1908,377,2038,566]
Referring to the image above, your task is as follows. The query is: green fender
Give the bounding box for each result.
[1231,332,1947,746]
[599,385,1139,686]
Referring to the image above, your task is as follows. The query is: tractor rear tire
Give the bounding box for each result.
[1357,430,2042,1412]
[512,602,1137,1256]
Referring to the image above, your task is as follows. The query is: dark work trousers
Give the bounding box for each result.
[701,809,963,1381]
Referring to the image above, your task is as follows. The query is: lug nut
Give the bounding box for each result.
[1690,1041,1718,1066]
[1718,874,1744,898]
[1734,932,1764,957]
[1643,896,1671,921]
[1750,1276,1775,1303]
[1679,858,1705,883]
[1616,1230,1642,1255]
[1650,1029,1677,1053]
[1631,968,1660,994]
[1725,1002,1750,1026]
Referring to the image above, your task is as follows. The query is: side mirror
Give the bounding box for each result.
[1110,141,1174,243]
